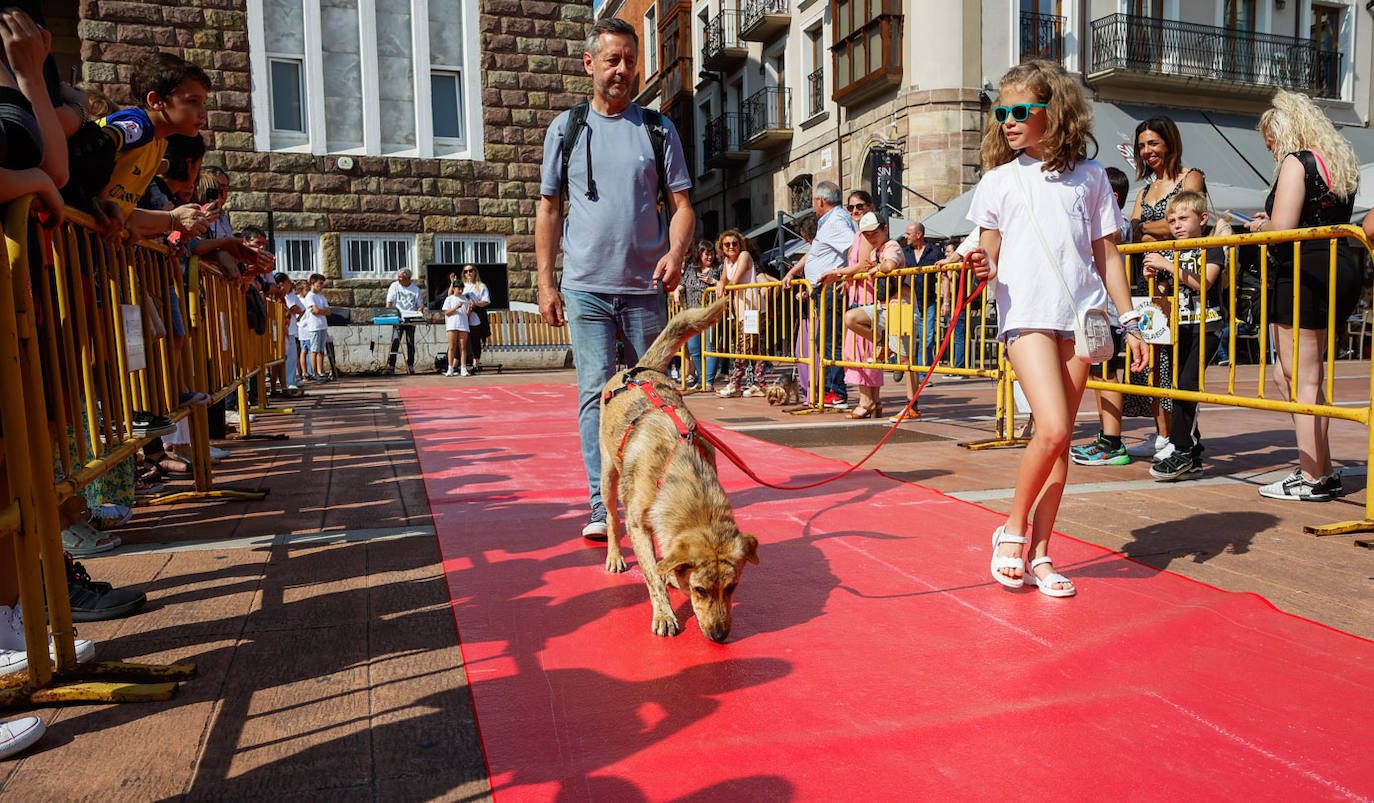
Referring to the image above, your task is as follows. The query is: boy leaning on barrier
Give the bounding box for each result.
[1142,191,1224,482]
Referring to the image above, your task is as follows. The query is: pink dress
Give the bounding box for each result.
[843,232,883,388]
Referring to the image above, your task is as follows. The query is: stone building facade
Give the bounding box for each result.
[49,0,594,326]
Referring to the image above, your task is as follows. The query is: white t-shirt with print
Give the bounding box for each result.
[463,282,490,326]
[967,154,1121,336]
[443,294,471,332]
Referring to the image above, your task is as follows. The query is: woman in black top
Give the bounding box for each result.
[1245,90,1360,501]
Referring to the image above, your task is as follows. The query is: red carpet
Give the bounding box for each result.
[404,384,1374,802]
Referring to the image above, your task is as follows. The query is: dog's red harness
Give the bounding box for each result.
[603,367,707,486]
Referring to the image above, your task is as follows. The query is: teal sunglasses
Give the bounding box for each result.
[992,103,1048,123]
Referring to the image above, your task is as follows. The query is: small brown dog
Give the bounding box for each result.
[599,297,758,642]
[765,373,800,406]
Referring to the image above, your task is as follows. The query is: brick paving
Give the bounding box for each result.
[1,361,1370,799]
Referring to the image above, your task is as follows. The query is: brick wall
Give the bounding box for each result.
[74,0,592,321]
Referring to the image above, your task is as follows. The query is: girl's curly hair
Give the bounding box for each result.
[1259,90,1360,199]
[980,59,1097,175]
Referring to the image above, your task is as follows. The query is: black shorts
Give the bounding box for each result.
[1269,243,1361,330]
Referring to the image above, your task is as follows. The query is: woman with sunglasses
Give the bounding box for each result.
[715,230,770,397]
[460,265,491,374]
[837,190,885,418]
[1125,116,1204,459]
[672,240,723,389]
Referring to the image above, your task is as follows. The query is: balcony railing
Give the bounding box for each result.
[740,0,789,42]
[807,67,824,117]
[743,86,792,148]
[1090,13,1343,98]
[703,113,748,167]
[703,10,747,70]
[1020,11,1064,62]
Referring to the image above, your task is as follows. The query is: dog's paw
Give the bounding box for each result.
[651,611,681,637]
[605,552,628,573]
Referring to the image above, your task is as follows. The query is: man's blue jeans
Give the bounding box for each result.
[563,289,666,514]
[812,283,847,400]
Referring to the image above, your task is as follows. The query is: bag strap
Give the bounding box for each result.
[1009,160,1081,310]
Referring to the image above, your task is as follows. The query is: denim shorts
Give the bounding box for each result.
[1000,327,1074,345]
[308,330,327,353]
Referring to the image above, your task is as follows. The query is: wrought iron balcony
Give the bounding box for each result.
[806,67,824,118]
[740,0,789,43]
[703,113,748,168]
[703,10,747,70]
[743,86,792,149]
[1020,11,1064,62]
[1089,13,1342,99]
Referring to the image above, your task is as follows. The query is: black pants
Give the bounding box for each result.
[1169,324,1222,455]
[388,324,415,369]
[468,334,482,365]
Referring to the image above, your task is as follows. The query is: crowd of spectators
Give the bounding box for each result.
[0,8,298,758]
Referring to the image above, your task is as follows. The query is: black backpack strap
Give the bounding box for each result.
[559,101,591,200]
[640,107,670,207]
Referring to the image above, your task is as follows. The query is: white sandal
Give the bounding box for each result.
[990,526,1027,588]
[1025,556,1076,597]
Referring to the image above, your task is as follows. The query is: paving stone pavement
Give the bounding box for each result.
[1,360,1369,799]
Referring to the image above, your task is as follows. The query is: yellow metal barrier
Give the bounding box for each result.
[0,196,287,702]
[699,279,820,408]
[1112,224,1374,537]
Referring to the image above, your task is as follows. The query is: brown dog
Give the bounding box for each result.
[765,373,800,406]
[599,297,759,642]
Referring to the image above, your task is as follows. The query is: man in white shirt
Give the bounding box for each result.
[384,268,424,375]
[804,180,856,408]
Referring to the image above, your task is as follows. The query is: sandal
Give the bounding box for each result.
[990,525,1027,588]
[61,522,121,557]
[1025,556,1076,597]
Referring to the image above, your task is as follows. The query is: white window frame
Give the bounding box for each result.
[247,0,484,159]
[267,57,308,140]
[274,232,322,278]
[430,69,466,154]
[341,233,416,278]
[435,235,507,267]
[644,6,659,78]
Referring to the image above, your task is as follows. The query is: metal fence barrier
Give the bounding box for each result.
[0,196,286,703]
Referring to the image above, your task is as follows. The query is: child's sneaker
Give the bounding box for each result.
[1071,437,1130,466]
[1259,469,1331,501]
[444,368,456,377]
[460,368,471,377]
[1149,450,1202,481]
[717,383,742,398]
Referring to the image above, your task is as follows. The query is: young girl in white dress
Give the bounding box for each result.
[442,283,472,377]
[966,60,1147,597]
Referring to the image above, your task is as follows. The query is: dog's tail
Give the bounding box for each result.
[637,297,730,373]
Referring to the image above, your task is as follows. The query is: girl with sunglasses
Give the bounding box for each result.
[460,265,491,374]
[966,60,1146,598]
[672,240,723,389]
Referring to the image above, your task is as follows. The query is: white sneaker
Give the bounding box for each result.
[0,716,45,759]
[1126,434,1168,458]
[460,368,471,377]
[0,605,96,674]
[209,446,230,462]
[445,368,456,377]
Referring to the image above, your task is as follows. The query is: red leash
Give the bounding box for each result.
[698,259,988,491]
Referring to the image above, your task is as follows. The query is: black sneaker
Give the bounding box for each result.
[67,556,147,622]
[1316,471,1344,497]
[131,411,175,438]
[1149,450,1202,481]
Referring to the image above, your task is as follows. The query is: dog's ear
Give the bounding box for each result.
[655,544,693,578]
[738,533,759,565]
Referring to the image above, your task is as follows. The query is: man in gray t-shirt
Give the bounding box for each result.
[535,17,694,541]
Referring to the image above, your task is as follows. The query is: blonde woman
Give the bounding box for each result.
[461,265,492,373]
[1244,90,1360,501]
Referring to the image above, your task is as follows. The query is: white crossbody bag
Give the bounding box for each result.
[1011,163,1114,362]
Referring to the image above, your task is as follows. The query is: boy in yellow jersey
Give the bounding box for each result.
[96,52,212,240]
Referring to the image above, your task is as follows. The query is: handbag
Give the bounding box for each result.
[1011,163,1114,362]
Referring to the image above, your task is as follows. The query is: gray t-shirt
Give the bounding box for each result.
[539,103,692,295]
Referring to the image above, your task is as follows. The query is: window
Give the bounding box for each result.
[1311,5,1342,99]
[435,235,507,266]
[248,0,482,158]
[275,233,320,277]
[830,0,902,107]
[431,72,463,140]
[269,59,306,133]
[643,6,658,79]
[789,174,813,214]
[341,234,414,277]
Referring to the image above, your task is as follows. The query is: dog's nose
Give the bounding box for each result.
[706,627,729,643]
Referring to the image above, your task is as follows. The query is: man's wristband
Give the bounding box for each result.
[1118,309,1143,326]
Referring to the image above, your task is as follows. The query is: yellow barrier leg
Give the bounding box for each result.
[1305,397,1374,539]
[959,353,1029,450]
